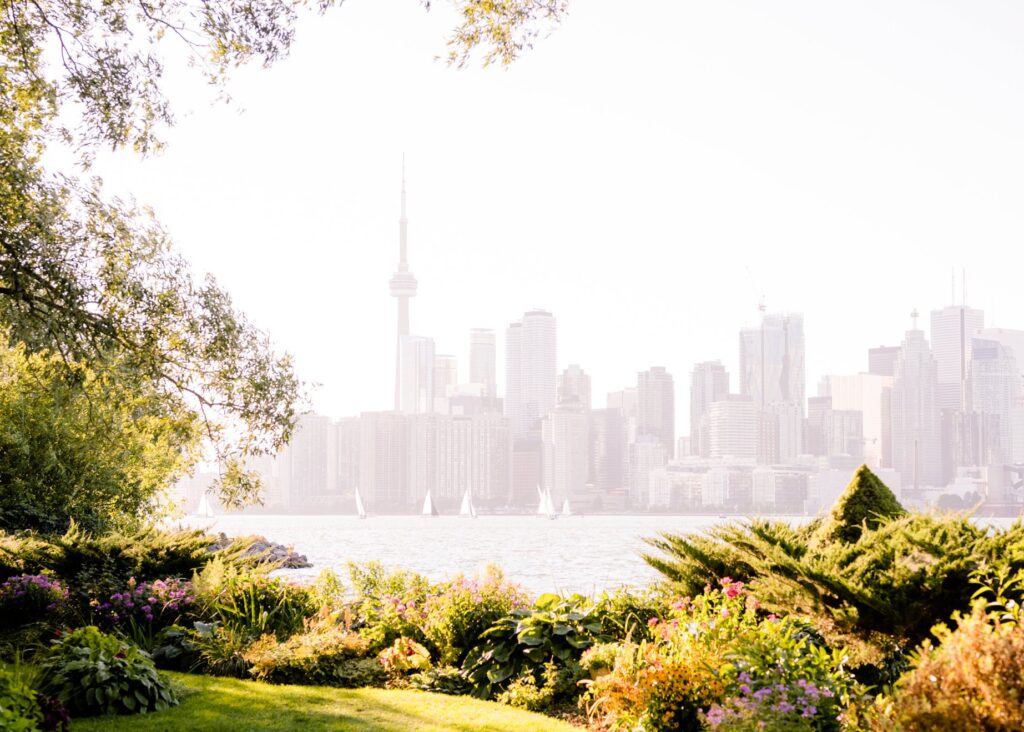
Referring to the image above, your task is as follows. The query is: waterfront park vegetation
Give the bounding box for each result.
[3,466,1024,730]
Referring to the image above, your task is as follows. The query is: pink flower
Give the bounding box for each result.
[648,617,660,627]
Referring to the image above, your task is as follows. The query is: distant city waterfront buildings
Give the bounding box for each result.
[187,173,1024,516]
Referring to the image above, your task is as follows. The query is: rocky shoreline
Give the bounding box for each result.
[206,532,312,568]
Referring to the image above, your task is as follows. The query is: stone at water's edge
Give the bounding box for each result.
[206,532,312,568]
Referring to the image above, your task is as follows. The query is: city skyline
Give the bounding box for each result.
[71,1,1024,431]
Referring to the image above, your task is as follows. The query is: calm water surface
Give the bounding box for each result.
[179,514,734,595]
[178,514,1020,596]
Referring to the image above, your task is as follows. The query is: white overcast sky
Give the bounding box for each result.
[82,0,1024,433]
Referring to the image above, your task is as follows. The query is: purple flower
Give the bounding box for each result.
[803,705,818,718]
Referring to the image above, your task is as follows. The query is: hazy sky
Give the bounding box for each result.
[82,1,1024,433]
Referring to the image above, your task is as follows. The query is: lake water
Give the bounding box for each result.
[178,514,735,595]
[177,514,1021,597]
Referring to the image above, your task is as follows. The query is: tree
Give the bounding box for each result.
[0,341,200,532]
[0,0,568,510]
[812,464,905,545]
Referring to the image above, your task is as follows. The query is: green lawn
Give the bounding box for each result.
[70,672,579,731]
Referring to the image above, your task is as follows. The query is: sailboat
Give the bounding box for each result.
[196,491,214,518]
[560,497,572,517]
[422,489,440,517]
[354,487,368,519]
[459,489,477,518]
[536,485,557,520]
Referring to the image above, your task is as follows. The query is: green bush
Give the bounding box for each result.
[242,621,381,687]
[643,466,1015,664]
[40,626,177,716]
[422,566,529,666]
[462,593,607,698]
[0,665,43,732]
[497,661,580,713]
[193,558,316,641]
[347,561,431,652]
[583,580,860,732]
[409,665,474,696]
[0,574,68,628]
[190,622,250,678]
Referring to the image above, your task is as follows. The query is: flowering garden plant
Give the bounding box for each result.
[94,577,195,628]
[0,574,68,626]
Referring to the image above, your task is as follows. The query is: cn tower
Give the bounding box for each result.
[389,158,418,411]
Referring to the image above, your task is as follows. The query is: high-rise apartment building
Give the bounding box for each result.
[504,310,557,437]
[558,364,592,409]
[399,335,435,414]
[739,313,806,461]
[433,354,459,412]
[971,337,1021,461]
[930,305,985,412]
[709,397,758,462]
[824,373,893,467]
[637,367,675,458]
[335,417,361,497]
[469,328,497,398]
[359,412,410,510]
[284,413,335,509]
[691,361,730,458]
[542,402,590,509]
[868,346,901,377]
[739,313,806,413]
[589,408,627,493]
[889,324,942,489]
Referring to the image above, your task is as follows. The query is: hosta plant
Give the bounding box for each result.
[40,626,177,716]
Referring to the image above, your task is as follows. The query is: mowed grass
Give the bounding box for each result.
[70,672,579,731]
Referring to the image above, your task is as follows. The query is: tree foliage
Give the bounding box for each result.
[0,341,199,531]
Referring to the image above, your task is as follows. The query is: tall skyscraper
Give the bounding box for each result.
[739,313,806,462]
[399,335,434,414]
[930,305,984,412]
[285,413,335,509]
[971,337,1021,461]
[433,354,459,412]
[824,373,893,467]
[469,328,497,397]
[739,313,806,413]
[504,310,557,437]
[558,364,592,409]
[389,162,418,411]
[637,367,675,458]
[690,361,730,458]
[890,317,942,489]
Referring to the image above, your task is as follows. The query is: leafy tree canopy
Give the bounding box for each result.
[0,340,200,532]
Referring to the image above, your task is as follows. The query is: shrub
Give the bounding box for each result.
[40,626,177,716]
[462,593,607,698]
[190,621,251,678]
[347,561,431,652]
[422,567,529,665]
[94,577,197,650]
[0,574,68,627]
[868,608,1024,731]
[583,580,859,732]
[644,469,1007,664]
[193,559,315,641]
[243,621,382,687]
[593,587,667,643]
[0,665,43,732]
[408,666,474,696]
[497,661,580,713]
[378,636,431,676]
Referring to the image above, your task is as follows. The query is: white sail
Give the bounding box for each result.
[197,492,214,518]
[459,490,477,518]
[560,498,572,516]
[355,488,367,519]
[541,487,557,520]
[422,490,439,517]
[536,485,548,517]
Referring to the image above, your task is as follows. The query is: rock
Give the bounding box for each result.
[206,532,312,568]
